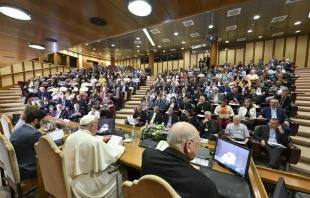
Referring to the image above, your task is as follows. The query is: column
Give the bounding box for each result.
[53,53,58,65]
[110,56,115,66]
[149,50,154,75]
[210,41,218,67]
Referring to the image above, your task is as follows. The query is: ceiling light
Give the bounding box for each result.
[258,36,263,38]
[137,45,140,48]
[181,47,184,50]
[206,50,209,52]
[182,41,185,44]
[202,44,206,47]
[294,21,301,25]
[136,37,140,40]
[0,5,31,20]
[29,44,45,50]
[295,30,300,33]
[225,48,228,50]
[209,25,214,29]
[163,50,166,52]
[128,0,152,17]
[225,41,229,43]
[111,44,115,47]
[158,45,161,48]
[119,54,121,55]
[308,11,310,18]
[248,30,252,33]
[210,37,213,40]
[143,28,155,46]
[174,32,178,36]
[253,15,260,20]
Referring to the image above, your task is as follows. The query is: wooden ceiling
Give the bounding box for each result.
[0,0,250,68]
[70,0,310,60]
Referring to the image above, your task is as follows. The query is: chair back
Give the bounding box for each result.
[122,175,180,198]
[0,115,13,139]
[34,136,72,198]
[0,134,20,184]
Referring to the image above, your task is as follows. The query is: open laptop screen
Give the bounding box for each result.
[97,118,115,134]
[213,138,252,178]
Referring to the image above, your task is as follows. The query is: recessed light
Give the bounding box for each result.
[118,54,121,55]
[29,44,45,50]
[225,48,228,50]
[137,50,140,52]
[202,44,206,47]
[308,11,310,18]
[93,48,96,50]
[258,36,263,38]
[158,45,161,48]
[0,5,31,20]
[209,25,214,29]
[181,47,184,50]
[137,45,140,48]
[253,15,260,20]
[294,21,301,25]
[128,0,152,16]
[163,50,166,52]
[295,30,300,33]
[225,41,229,43]
[136,37,140,40]
[85,43,88,45]
[182,41,185,44]
[111,44,115,47]
[248,30,252,33]
[206,50,208,52]
[174,32,178,36]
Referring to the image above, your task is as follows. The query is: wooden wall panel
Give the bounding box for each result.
[137,58,141,69]
[173,60,178,69]
[51,68,57,74]
[35,70,43,76]
[295,36,308,67]
[58,66,64,72]
[190,54,197,66]
[285,37,296,61]
[219,51,226,65]
[154,62,158,75]
[264,40,274,64]
[24,61,33,71]
[307,41,310,67]
[145,64,149,70]
[25,71,34,80]
[179,60,184,69]
[0,66,11,75]
[254,41,264,62]
[2,76,12,86]
[274,38,285,60]
[14,73,24,82]
[227,50,235,64]
[167,61,173,70]
[163,61,168,71]
[245,43,254,64]
[34,62,42,70]
[13,63,23,73]
[184,51,190,68]
[236,49,244,64]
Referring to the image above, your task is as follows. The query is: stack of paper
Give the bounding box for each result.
[107,135,123,148]
[45,130,64,140]
[267,141,286,149]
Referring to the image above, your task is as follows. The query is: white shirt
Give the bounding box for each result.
[88,111,100,119]
[150,112,157,124]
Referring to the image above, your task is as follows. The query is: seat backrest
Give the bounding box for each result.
[0,115,13,139]
[122,175,180,198]
[0,134,20,184]
[34,136,72,198]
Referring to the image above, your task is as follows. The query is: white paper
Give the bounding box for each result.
[107,135,123,148]
[197,114,205,118]
[45,130,64,140]
[218,113,229,118]
[63,119,70,122]
[200,138,208,144]
[155,140,169,151]
[190,157,209,166]
[124,139,132,143]
[235,141,246,145]
[28,88,35,93]
[127,116,136,125]
[267,141,287,149]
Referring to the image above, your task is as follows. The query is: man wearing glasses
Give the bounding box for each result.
[141,122,219,198]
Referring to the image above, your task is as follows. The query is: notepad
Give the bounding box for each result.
[45,130,64,140]
[107,135,123,148]
[267,141,286,149]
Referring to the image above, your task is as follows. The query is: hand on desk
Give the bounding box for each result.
[103,135,112,143]
[119,140,125,146]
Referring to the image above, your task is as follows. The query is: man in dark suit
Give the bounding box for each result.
[226,87,243,104]
[133,106,148,124]
[152,95,166,110]
[254,119,289,169]
[57,95,71,108]
[53,104,69,119]
[69,103,85,122]
[148,105,163,124]
[141,122,219,198]
[258,99,291,135]
[163,107,179,127]
[274,88,292,116]
[199,111,223,140]
[183,82,193,95]
[195,96,212,116]
[179,96,194,111]
[245,88,262,105]
[10,110,62,179]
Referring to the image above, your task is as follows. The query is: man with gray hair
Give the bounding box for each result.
[141,122,219,198]
[225,115,250,145]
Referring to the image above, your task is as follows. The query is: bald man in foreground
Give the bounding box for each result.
[141,122,219,198]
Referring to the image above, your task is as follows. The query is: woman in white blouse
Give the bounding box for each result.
[238,99,256,131]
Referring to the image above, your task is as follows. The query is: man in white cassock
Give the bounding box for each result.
[63,115,126,198]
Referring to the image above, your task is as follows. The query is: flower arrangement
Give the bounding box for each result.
[141,123,166,142]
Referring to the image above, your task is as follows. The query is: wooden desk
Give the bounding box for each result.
[257,166,310,194]
[119,139,268,198]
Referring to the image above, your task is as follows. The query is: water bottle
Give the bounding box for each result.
[131,125,136,144]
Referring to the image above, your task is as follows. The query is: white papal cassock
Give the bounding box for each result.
[63,128,125,198]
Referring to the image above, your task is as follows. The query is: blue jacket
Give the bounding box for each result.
[152,99,166,109]
[57,99,71,108]
[219,86,232,93]
[260,107,289,124]
[53,109,69,119]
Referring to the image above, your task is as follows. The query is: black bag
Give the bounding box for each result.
[12,113,21,125]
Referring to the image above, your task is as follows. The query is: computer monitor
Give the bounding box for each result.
[272,177,288,198]
[213,138,252,178]
[96,118,115,134]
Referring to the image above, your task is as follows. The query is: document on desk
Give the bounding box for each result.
[28,88,35,93]
[267,141,286,149]
[127,116,136,125]
[107,135,123,148]
[190,157,209,166]
[45,130,64,140]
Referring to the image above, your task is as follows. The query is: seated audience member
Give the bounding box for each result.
[36,87,51,104]
[178,87,190,102]
[258,99,291,135]
[111,87,121,109]
[226,86,243,105]
[225,116,250,145]
[88,105,100,119]
[208,87,224,104]
[148,105,163,124]
[274,88,292,116]
[10,110,61,179]
[141,122,219,198]
[74,94,86,109]
[24,82,40,104]
[246,70,259,81]
[195,96,212,117]
[133,106,148,124]
[239,79,250,96]
[179,96,194,111]
[253,119,289,170]
[245,88,262,106]
[152,95,166,110]
[238,99,256,130]
[51,87,62,101]
[255,81,267,96]
[40,96,52,113]
[219,81,232,93]
[166,89,177,103]
[63,115,125,198]
[199,111,223,140]
[141,95,153,111]
[163,107,179,128]
[65,89,76,100]
[13,105,39,131]
[167,96,179,111]
[57,94,71,108]
[181,109,200,130]
[214,100,235,128]
[53,104,69,119]
[69,103,85,122]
